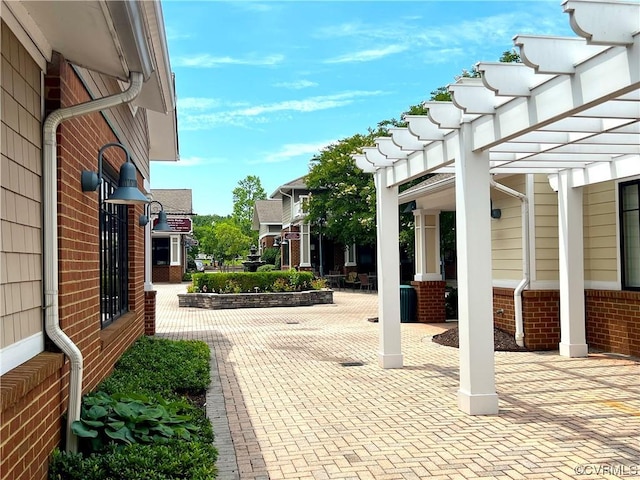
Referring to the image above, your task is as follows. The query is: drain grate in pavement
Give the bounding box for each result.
[340,361,364,367]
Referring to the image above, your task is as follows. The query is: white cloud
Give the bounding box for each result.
[325,44,408,64]
[173,54,284,68]
[274,80,318,90]
[254,141,336,164]
[165,26,192,41]
[177,97,221,111]
[179,90,386,131]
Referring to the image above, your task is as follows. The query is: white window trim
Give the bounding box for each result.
[0,332,44,376]
[170,235,181,266]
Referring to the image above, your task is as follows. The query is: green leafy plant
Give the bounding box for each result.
[99,336,210,397]
[71,392,201,452]
[271,277,293,292]
[49,440,217,480]
[310,278,327,290]
[256,264,275,272]
[191,271,314,294]
[221,279,242,294]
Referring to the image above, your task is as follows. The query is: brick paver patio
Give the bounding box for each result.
[156,283,640,480]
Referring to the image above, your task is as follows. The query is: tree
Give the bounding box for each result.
[232,175,266,241]
[212,220,251,263]
[306,131,383,247]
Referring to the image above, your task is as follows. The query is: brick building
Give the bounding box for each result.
[149,189,195,284]
[0,3,177,479]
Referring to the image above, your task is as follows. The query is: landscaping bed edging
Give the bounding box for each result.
[178,290,334,309]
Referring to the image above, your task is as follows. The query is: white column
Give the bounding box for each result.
[456,123,498,415]
[375,170,402,368]
[413,209,427,279]
[144,220,153,291]
[414,210,442,281]
[300,222,311,267]
[557,170,588,357]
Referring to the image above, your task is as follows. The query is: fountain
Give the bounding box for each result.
[242,245,265,272]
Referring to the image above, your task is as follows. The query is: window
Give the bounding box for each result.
[620,179,640,290]
[100,172,129,328]
[152,238,170,265]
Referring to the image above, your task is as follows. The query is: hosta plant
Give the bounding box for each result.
[71,391,200,453]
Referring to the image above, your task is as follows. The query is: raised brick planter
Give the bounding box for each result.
[178,290,334,309]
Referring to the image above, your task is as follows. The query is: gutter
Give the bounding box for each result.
[43,71,144,453]
[490,179,530,348]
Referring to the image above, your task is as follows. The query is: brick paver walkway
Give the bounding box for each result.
[156,283,640,480]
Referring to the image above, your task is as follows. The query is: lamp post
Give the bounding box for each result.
[318,217,326,277]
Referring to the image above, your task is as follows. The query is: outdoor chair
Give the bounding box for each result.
[358,273,373,292]
[344,271,361,289]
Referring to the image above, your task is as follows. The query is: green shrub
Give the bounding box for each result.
[256,264,274,272]
[71,392,202,453]
[99,336,210,397]
[445,287,458,319]
[182,272,193,282]
[310,278,327,290]
[192,271,314,294]
[49,440,217,480]
[260,247,278,265]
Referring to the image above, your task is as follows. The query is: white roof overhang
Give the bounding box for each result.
[354,0,640,192]
[4,0,175,115]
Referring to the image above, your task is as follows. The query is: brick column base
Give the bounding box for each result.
[144,290,157,336]
[411,280,446,323]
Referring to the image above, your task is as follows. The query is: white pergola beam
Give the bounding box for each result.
[564,0,640,46]
[478,62,552,96]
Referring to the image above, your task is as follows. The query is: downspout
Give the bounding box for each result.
[43,71,144,453]
[490,179,530,348]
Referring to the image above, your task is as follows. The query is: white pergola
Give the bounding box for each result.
[355,0,639,415]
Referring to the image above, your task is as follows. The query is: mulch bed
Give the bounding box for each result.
[432,326,528,352]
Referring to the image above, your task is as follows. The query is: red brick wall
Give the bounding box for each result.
[492,288,560,350]
[412,281,446,323]
[0,53,146,480]
[145,290,157,335]
[521,290,560,350]
[152,265,183,283]
[0,354,65,480]
[492,288,517,334]
[586,290,640,357]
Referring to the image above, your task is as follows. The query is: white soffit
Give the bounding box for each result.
[354,0,640,189]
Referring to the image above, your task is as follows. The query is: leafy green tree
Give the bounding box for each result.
[306,131,384,247]
[212,220,251,263]
[232,175,266,242]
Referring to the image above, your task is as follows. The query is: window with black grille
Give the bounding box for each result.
[620,179,640,291]
[99,170,129,328]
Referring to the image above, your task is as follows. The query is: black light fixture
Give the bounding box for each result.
[81,143,150,205]
[490,199,502,219]
[138,200,173,232]
[402,200,417,213]
[273,237,281,247]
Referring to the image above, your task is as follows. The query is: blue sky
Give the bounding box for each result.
[152,0,575,216]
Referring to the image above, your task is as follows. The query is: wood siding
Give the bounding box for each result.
[491,175,525,281]
[533,174,559,282]
[583,181,618,283]
[0,23,43,352]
